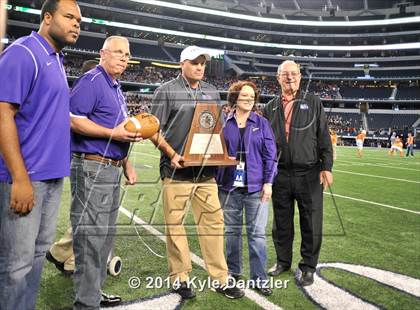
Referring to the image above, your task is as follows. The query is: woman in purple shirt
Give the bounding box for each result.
[217,81,277,296]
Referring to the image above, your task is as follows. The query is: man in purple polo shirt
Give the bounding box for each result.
[69,36,140,309]
[0,0,81,309]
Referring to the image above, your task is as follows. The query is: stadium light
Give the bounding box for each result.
[12,6,420,51]
[151,62,180,69]
[127,0,420,27]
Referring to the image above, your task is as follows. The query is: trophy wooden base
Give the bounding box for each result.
[181,158,238,167]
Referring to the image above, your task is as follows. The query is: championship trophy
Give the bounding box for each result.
[181,102,237,167]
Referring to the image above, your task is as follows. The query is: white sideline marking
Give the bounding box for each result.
[318,263,420,298]
[335,159,420,172]
[303,262,420,309]
[324,192,420,215]
[131,151,161,159]
[333,169,420,184]
[337,152,420,166]
[341,157,420,167]
[118,207,284,310]
[304,272,379,310]
[107,293,182,310]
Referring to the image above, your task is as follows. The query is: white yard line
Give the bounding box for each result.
[304,272,379,310]
[338,155,420,166]
[118,207,284,310]
[343,157,419,166]
[335,159,420,172]
[324,192,420,215]
[318,263,420,298]
[304,262,420,309]
[131,151,161,159]
[333,169,420,184]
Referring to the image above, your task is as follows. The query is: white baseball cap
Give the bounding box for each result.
[180,46,211,62]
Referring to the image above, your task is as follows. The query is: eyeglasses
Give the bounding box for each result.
[106,49,131,60]
[278,72,300,78]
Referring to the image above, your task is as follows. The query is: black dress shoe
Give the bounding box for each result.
[211,284,244,299]
[45,251,73,277]
[267,263,290,277]
[100,292,122,307]
[228,274,241,282]
[254,286,273,296]
[172,281,196,299]
[296,270,314,286]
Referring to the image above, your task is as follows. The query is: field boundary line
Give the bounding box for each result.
[324,192,420,215]
[131,151,161,159]
[335,159,420,172]
[340,156,420,166]
[333,169,420,184]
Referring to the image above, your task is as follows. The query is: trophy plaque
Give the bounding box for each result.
[181,102,237,167]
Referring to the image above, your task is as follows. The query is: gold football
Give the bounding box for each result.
[124,113,160,139]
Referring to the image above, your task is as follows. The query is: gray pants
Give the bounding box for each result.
[0,179,63,310]
[70,157,121,310]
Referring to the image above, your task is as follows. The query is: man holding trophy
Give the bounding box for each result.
[150,46,244,300]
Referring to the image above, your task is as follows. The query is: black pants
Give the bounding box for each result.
[271,168,323,273]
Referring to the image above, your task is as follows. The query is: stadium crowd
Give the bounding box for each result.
[62,56,417,137]
[64,56,343,98]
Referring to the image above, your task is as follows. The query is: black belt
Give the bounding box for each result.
[72,153,122,167]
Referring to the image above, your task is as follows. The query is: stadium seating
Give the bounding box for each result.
[368,114,419,130]
[339,87,393,99]
[396,87,420,100]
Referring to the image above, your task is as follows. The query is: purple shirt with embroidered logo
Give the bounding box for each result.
[70,65,129,160]
[217,111,277,193]
[0,31,70,182]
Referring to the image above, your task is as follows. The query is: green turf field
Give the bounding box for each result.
[37,143,420,309]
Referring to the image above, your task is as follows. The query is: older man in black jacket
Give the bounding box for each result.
[263,60,333,286]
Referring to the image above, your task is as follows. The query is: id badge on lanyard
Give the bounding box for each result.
[233,161,246,187]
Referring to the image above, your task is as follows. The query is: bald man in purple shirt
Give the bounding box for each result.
[0,1,81,309]
[69,36,140,309]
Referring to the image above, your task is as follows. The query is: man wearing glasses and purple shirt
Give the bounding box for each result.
[0,0,81,309]
[69,36,140,309]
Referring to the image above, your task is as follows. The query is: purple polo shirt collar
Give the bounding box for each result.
[226,110,258,124]
[31,31,60,56]
[30,32,66,69]
[30,31,66,79]
[97,64,119,88]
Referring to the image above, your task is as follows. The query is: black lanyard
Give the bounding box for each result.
[180,75,201,102]
[237,126,246,163]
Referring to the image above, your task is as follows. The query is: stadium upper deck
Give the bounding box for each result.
[7,0,420,55]
[3,0,420,105]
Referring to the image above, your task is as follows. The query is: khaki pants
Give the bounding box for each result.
[162,177,228,284]
[49,227,75,271]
